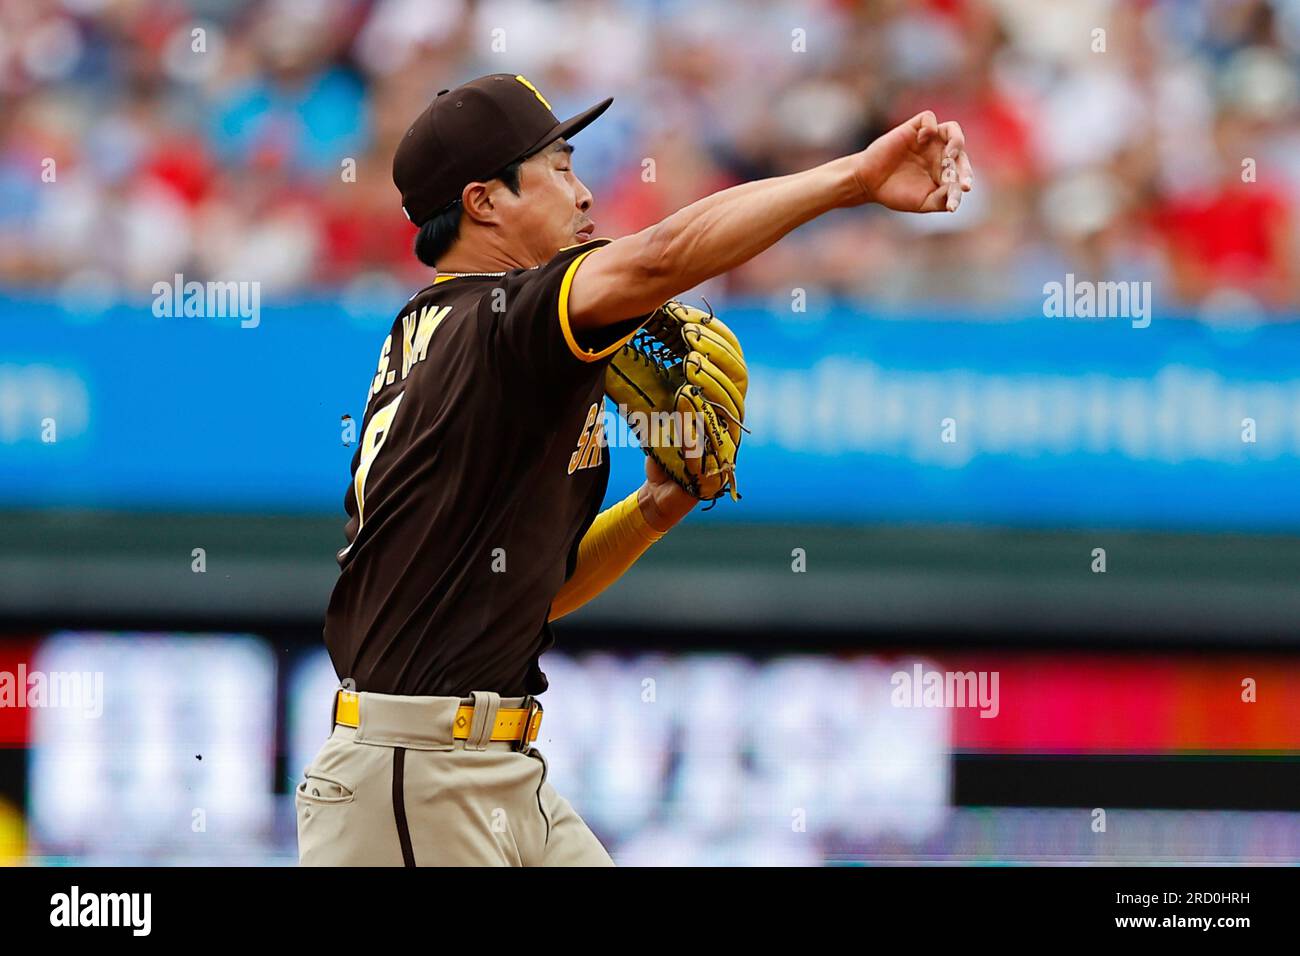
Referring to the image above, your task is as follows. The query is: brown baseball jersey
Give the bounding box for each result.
[324,238,644,698]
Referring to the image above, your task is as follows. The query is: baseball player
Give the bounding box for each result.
[296,73,972,866]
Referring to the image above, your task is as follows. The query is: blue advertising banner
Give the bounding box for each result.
[3,294,1299,530]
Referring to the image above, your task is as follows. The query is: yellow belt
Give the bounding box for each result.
[333,691,542,747]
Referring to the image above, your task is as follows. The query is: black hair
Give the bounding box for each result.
[414,159,525,268]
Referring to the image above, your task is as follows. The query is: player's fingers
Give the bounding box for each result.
[912,110,939,147]
[921,182,950,213]
[954,149,974,191]
[934,121,973,189]
[940,156,958,186]
[946,182,962,212]
[938,120,966,156]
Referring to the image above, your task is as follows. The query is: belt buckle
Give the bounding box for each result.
[516,696,543,752]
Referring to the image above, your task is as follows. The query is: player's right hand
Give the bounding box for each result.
[850,110,974,214]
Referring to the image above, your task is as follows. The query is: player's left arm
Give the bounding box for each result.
[548,460,696,621]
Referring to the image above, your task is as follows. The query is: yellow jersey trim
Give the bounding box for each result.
[557,247,638,363]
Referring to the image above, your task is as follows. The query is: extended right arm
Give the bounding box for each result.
[565,111,973,328]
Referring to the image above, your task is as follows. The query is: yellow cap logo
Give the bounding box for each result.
[514,75,552,111]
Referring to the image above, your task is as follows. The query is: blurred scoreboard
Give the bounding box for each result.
[290,645,953,865]
[14,632,950,865]
[26,634,277,864]
[5,632,1300,865]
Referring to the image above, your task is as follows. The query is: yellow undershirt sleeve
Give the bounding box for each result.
[548,491,665,622]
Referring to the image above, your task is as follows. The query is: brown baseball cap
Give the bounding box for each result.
[392,73,612,227]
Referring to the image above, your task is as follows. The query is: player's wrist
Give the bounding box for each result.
[828,154,874,208]
[636,481,692,534]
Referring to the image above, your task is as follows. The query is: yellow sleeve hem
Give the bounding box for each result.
[626,494,667,544]
[556,248,641,363]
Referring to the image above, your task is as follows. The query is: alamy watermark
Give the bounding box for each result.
[1043,273,1151,328]
[890,664,1000,718]
[0,665,103,718]
[50,886,150,936]
[151,273,260,328]
[605,405,712,456]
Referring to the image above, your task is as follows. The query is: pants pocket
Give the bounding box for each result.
[295,770,356,805]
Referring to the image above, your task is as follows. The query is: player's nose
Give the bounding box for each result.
[574,176,594,213]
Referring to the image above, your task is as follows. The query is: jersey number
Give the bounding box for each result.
[353,392,404,530]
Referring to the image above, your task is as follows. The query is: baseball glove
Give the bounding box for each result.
[604,300,748,502]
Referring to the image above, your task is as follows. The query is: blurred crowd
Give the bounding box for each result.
[0,0,1297,317]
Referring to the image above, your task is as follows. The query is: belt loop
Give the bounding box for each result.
[466,691,501,750]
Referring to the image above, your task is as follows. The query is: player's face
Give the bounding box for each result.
[499,140,595,265]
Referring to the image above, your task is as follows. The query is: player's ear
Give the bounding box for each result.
[460,181,498,225]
